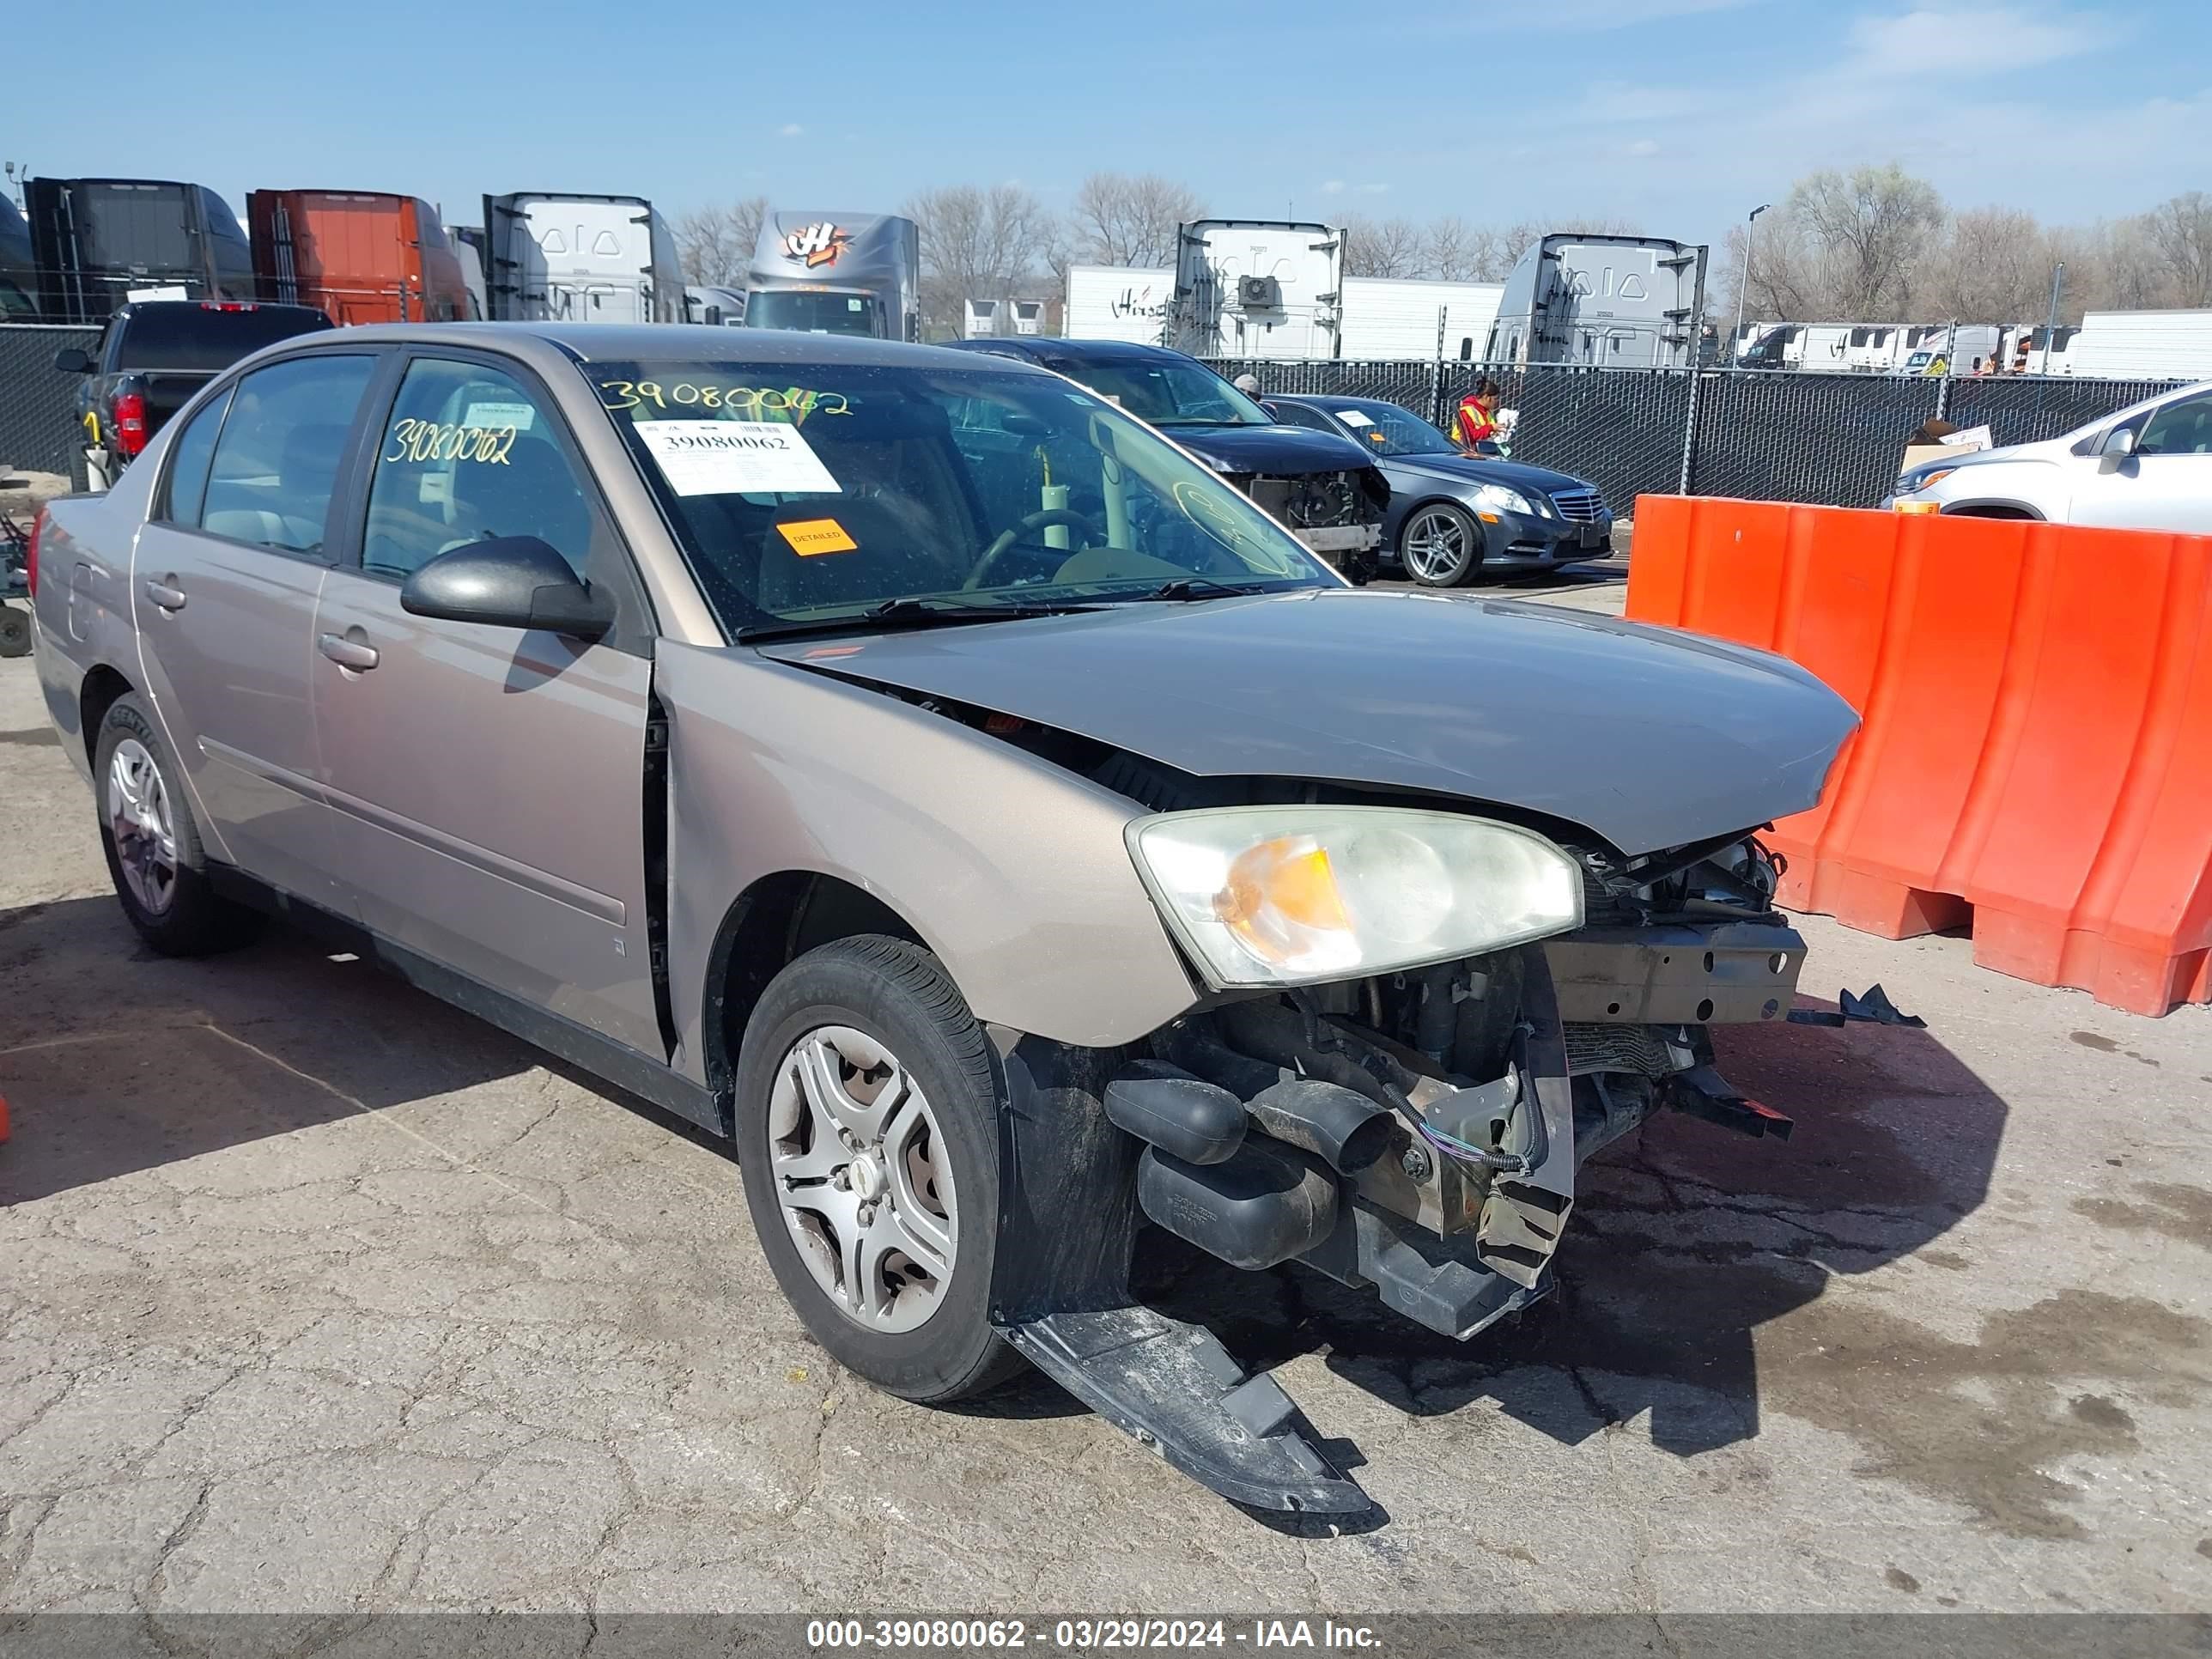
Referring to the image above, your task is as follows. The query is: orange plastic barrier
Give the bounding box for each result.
[1626,495,2212,1016]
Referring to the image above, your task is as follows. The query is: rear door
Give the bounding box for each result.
[131,349,381,906]
[309,348,663,1054]
[2067,391,2212,533]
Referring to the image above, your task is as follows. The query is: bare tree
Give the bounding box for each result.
[673,198,767,288]
[1424,216,1483,281]
[903,184,1059,337]
[2144,191,2212,307]
[1342,216,1428,278]
[1784,163,1943,319]
[1913,207,2050,321]
[1070,173,1202,269]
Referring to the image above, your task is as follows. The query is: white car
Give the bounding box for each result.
[1887,380,2212,532]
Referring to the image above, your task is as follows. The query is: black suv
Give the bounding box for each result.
[942,338,1384,578]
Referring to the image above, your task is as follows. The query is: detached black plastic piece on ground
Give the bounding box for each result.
[999,1306,1373,1516]
[1787,982,1927,1028]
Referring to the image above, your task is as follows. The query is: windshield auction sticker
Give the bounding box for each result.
[634,420,841,497]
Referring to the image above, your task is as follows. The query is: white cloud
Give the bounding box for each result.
[778,123,804,137]
[1625,138,1661,158]
[1321,179,1346,194]
[1844,3,2098,73]
[1358,182,1392,195]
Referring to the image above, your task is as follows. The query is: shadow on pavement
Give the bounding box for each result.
[0,895,718,1206]
[1139,1000,2006,1460]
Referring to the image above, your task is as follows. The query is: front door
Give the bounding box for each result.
[2068,390,2212,534]
[309,349,664,1057]
[130,350,380,907]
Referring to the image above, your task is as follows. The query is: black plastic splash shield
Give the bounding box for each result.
[997,1305,1372,1516]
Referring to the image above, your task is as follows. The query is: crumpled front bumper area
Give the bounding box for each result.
[988,916,1809,1516]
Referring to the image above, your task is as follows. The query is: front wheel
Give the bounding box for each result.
[1399,502,1482,586]
[734,935,1024,1403]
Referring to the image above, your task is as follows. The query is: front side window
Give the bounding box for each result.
[363,357,593,580]
[200,354,375,553]
[160,385,232,526]
[594,358,1332,633]
[2136,392,2212,457]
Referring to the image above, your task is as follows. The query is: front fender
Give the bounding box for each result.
[655,643,1201,1076]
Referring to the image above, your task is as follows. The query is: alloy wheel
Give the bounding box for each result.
[1402,507,1472,583]
[106,737,179,915]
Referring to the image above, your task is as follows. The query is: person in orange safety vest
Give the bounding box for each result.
[1454,378,1502,449]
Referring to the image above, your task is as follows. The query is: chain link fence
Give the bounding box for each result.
[0,325,98,477]
[1206,356,2193,514]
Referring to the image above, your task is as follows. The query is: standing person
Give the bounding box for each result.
[1454,378,1502,449]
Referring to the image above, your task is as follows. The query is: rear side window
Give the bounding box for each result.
[201,354,375,555]
[160,386,232,526]
[361,357,593,580]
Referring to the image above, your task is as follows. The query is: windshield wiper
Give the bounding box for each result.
[1134,577,1268,602]
[738,596,1103,642]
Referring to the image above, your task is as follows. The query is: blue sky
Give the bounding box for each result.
[10,0,2208,252]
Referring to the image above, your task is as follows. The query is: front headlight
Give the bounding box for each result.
[1127,806,1585,988]
[1469,483,1536,518]
[1894,464,1956,495]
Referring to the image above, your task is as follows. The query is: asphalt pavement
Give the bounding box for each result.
[3,597,2209,1624]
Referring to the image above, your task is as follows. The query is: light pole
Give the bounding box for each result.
[1732,203,1771,364]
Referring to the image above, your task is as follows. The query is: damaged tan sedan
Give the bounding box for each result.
[29,323,1856,1513]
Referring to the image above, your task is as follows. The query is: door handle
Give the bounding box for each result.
[144,578,186,611]
[318,632,380,671]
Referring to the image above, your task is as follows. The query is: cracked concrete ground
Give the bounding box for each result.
[3,645,2210,1620]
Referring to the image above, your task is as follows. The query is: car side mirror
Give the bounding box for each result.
[2100,426,2137,471]
[53,348,93,374]
[399,536,613,640]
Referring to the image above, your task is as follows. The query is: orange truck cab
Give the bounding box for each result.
[246,191,475,325]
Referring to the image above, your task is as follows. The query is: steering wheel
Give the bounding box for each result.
[964,507,1103,591]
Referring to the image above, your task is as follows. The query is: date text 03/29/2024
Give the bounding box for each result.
[805,1619,1383,1650]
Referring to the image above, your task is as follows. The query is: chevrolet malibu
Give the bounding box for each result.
[28,323,1856,1514]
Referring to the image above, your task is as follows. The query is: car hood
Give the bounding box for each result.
[1381,451,1596,497]
[1160,422,1376,476]
[757,588,1859,855]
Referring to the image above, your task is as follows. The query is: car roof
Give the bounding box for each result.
[306,321,1047,372]
[941,337,1203,368]
[1267,393,1393,410]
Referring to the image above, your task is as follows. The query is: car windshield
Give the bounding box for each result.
[1322,399,1456,457]
[594,358,1334,635]
[745,291,883,336]
[1047,358,1271,427]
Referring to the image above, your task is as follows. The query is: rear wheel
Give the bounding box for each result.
[93,694,262,956]
[1399,503,1482,586]
[0,605,28,659]
[735,935,1023,1403]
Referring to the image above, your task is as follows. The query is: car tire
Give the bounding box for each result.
[735,934,1024,1404]
[93,693,263,957]
[0,605,29,659]
[1398,502,1482,586]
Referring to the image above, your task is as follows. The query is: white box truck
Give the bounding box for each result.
[1338,277,1503,361]
[1064,266,1176,345]
[482,192,684,323]
[2065,310,2212,380]
[1170,220,1345,360]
